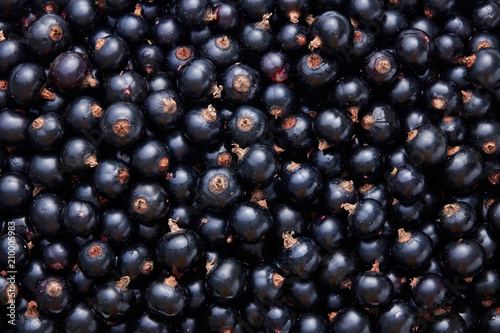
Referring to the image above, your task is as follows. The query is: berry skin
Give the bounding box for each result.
[330,307,372,333]
[77,240,114,278]
[226,105,268,147]
[62,199,99,236]
[91,277,136,324]
[206,257,247,302]
[396,29,434,71]
[364,50,398,85]
[156,219,203,274]
[146,276,187,318]
[92,158,130,199]
[202,35,241,69]
[34,276,71,315]
[91,35,130,72]
[281,162,323,203]
[128,181,168,224]
[309,11,353,54]
[345,198,387,239]
[351,261,393,307]
[7,63,51,106]
[279,232,321,277]
[234,143,278,187]
[312,108,353,146]
[197,166,242,211]
[392,229,434,271]
[440,145,483,193]
[177,58,218,100]
[322,178,358,215]
[221,63,261,104]
[441,238,486,279]
[18,301,55,333]
[25,13,72,60]
[59,137,98,174]
[411,273,450,310]
[0,172,32,212]
[104,70,148,104]
[437,202,477,238]
[49,51,95,94]
[405,123,448,168]
[229,201,273,243]
[131,139,171,179]
[387,164,426,202]
[28,113,65,151]
[100,102,145,148]
[183,105,223,145]
[2,0,500,329]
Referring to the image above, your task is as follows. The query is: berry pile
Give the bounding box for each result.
[1,0,500,332]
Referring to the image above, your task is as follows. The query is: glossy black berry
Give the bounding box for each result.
[296,52,337,89]
[151,15,184,49]
[164,164,197,203]
[275,113,315,154]
[279,232,321,277]
[364,50,398,85]
[91,35,129,72]
[201,35,241,69]
[395,29,434,71]
[392,228,434,271]
[128,181,167,224]
[411,273,450,310]
[131,139,171,179]
[330,307,372,333]
[104,70,148,104]
[345,198,387,239]
[441,238,486,278]
[262,83,294,118]
[312,108,352,146]
[146,276,187,318]
[206,257,246,302]
[226,106,268,148]
[143,90,182,131]
[59,137,98,174]
[34,276,71,315]
[100,102,145,148]
[281,162,323,203]
[440,145,483,193]
[156,219,203,274]
[91,276,136,323]
[77,240,114,278]
[229,201,273,243]
[322,178,358,215]
[238,14,274,55]
[348,146,385,182]
[166,45,196,76]
[309,11,353,54]
[115,5,149,44]
[25,13,72,60]
[63,302,102,333]
[28,113,65,151]
[92,158,129,199]
[424,80,459,116]
[0,172,32,212]
[183,105,222,145]
[197,166,242,210]
[221,63,261,104]
[177,58,218,100]
[437,202,477,238]
[351,261,393,307]
[387,164,426,201]
[18,301,54,333]
[7,63,51,106]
